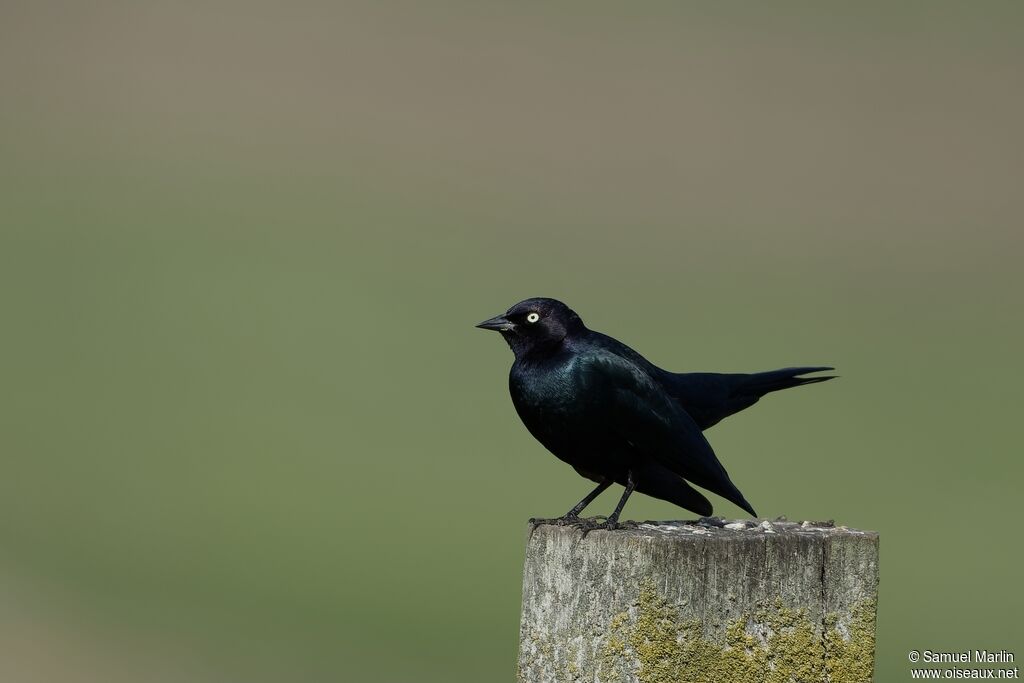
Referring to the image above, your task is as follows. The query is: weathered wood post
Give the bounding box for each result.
[518,519,878,683]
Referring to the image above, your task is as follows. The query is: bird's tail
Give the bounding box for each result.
[742,366,837,397]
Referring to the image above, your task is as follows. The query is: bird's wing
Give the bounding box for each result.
[577,349,756,515]
[631,459,714,517]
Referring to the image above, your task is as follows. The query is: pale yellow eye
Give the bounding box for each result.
[526,312,540,323]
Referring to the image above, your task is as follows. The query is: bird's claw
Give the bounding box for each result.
[531,515,583,526]
[530,515,586,527]
[529,516,638,532]
[600,518,640,530]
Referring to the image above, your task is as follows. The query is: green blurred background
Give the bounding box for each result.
[2,2,1021,681]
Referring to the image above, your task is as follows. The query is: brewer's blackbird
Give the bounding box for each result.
[477,297,834,525]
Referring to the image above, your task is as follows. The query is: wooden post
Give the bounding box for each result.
[518,519,878,683]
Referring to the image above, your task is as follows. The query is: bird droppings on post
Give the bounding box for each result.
[518,520,878,683]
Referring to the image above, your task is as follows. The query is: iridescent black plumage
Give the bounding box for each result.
[477,297,834,524]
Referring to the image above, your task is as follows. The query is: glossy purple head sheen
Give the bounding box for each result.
[476,297,586,358]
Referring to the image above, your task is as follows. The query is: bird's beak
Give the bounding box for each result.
[475,315,515,332]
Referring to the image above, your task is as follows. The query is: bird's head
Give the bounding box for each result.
[476,297,585,357]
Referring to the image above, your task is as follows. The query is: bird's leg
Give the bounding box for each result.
[556,479,612,523]
[604,470,636,529]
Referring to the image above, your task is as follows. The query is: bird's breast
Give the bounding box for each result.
[510,355,580,405]
[508,357,603,456]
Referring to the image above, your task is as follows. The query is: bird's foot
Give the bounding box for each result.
[560,515,608,531]
[596,517,639,531]
[529,515,583,527]
[529,516,638,532]
[553,514,582,526]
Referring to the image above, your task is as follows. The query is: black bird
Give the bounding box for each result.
[477,297,834,525]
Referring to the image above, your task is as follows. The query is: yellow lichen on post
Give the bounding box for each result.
[598,580,875,683]
[824,599,878,683]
